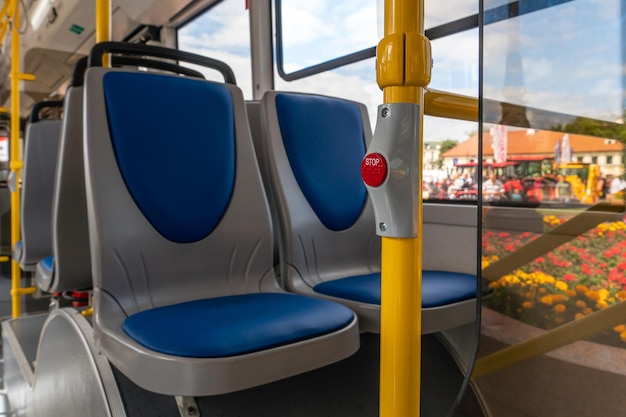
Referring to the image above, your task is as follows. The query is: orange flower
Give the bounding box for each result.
[617,291,626,301]
[522,301,533,309]
[575,313,585,320]
[613,324,626,333]
[575,300,587,308]
[621,331,626,343]
[554,304,566,314]
[583,307,593,315]
[555,317,565,324]
[576,285,589,293]
[552,294,565,303]
[566,290,577,298]
[540,295,553,305]
[585,291,600,301]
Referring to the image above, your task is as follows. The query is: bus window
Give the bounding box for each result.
[425,0,477,28]
[177,0,252,99]
[430,28,478,97]
[276,0,378,76]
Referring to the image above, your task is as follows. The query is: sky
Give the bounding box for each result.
[178,0,625,143]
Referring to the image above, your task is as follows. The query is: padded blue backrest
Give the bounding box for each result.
[275,93,367,231]
[103,73,235,243]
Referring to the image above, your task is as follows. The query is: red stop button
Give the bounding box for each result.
[361,153,388,187]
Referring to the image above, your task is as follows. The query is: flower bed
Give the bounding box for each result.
[482,213,626,348]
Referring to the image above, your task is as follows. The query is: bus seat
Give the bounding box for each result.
[13,101,63,272]
[83,61,359,396]
[37,54,210,294]
[36,70,91,293]
[259,91,477,334]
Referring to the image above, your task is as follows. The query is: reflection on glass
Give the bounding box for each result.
[483,0,624,124]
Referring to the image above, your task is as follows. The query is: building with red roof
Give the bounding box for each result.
[441,129,624,176]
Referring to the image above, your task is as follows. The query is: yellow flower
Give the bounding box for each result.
[554,304,567,314]
[540,295,553,305]
[596,300,608,309]
[555,281,568,291]
[522,301,533,309]
[488,282,499,289]
[597,289,609,301]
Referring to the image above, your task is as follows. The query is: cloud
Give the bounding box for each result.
[178,0,624,144]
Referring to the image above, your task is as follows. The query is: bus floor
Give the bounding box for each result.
[114,332,485,417]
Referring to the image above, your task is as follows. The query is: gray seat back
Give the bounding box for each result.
[19,102,63,270]
[259,91,379,292]
[39,86,92,292]
[84,67,278,317]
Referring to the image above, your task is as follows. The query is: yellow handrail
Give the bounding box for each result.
[96,0,111,65]
[378,1,430,416]
[8,0,23,318]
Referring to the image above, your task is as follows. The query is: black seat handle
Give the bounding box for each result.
[30,100,64,124]
[88,42,236,85]
[72,54,208,87]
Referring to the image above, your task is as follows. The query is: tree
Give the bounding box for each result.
[437,139,459,169]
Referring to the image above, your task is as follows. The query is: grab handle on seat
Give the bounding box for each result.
[88,42,237,85]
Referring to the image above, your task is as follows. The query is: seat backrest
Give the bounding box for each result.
[19,102,63,268]
[39,85,92,292]
[84,68,277,316]
[259,91,379,293]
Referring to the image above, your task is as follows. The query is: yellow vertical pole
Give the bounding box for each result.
[95,0,111,65]
[9,0,22,318]
[378,0,430,416]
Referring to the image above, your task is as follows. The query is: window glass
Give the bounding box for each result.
[178,0,252,99]
[425,0,477,28]
[480,3,626,402]
[277,0,378,74]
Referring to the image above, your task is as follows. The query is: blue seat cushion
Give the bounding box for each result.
[122,292,355,358]
[103,72,235,244]
[39,256,54,273]
[313,271,476,308]
[275,93,367,231]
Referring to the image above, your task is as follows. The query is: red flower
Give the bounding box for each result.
[563,274,576,281]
